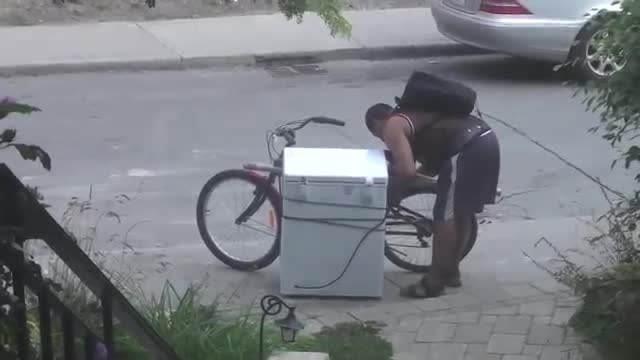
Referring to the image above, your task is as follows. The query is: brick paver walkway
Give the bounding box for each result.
[388,292,583,360]
[293,280,598,360]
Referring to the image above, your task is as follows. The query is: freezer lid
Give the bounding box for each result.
[283,147,389,183]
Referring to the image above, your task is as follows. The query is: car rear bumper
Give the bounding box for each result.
[431,1,584,63]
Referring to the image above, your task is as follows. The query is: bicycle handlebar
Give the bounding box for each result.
[307,116,346,126]
[273,116,346,136]
[267,116,347,158]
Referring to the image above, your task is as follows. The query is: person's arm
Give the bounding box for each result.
[382,116,416,205]
[382,116,416,177]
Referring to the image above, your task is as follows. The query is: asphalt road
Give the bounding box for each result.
[3,55,634,260]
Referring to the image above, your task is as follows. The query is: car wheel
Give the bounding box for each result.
[571,20,626,81]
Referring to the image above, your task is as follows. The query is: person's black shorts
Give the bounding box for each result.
[433,129,500,222]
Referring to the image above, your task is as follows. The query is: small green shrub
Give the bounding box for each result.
[569,264,640,360]
[134,281,280,360]
[290,321,393,360]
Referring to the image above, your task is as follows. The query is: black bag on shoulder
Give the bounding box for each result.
[394,71,477,116]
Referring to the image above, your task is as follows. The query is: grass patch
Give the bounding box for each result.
[123,282,393,360]
[124,281,292,360]
[290,321,393,360]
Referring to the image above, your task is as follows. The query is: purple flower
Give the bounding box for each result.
[0,96,16,104]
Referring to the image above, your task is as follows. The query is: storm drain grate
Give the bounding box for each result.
[265,64,328,77]
[256,55,327,77]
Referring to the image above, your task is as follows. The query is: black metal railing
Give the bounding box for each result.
[1,233,106,359]
[0,164,182,360]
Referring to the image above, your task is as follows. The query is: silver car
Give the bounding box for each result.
[431,0,625,79]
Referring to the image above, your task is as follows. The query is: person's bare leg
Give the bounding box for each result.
[444,215,471,287]
[436,218,460,287]
[400,219,457,298]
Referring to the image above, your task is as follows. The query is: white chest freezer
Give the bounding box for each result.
[279,147,388,298]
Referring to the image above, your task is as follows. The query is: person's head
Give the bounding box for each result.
[365,103,393,138]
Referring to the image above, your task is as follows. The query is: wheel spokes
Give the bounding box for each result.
[586,29,627,77]
[201,177,278,265]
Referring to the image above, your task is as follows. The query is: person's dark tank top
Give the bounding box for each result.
[398,112,492,174]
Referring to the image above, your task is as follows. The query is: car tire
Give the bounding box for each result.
[569,17,626,82]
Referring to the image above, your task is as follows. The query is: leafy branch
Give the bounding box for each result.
[0,97,51,171]
[278,0,352,37]
[578,1,640,178]
[0,101,41,120]
[547,2,640,358]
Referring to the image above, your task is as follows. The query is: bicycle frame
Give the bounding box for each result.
[235,115,468,247]
[236,156,282,225]
[241,152,433,244]
[386,205,433,239]
[202,116,498,272]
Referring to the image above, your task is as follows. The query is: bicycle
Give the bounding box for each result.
[196,117,479,273]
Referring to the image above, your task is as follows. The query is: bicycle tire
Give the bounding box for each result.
[196,169,281,271]
[384,189,478,273]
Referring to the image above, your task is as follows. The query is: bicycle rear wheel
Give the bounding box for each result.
[196,169,281,271]
[384,190,478,273]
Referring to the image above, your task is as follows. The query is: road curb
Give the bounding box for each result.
[0,43,489,77]
[0,58,184,78]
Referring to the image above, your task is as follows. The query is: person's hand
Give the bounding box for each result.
[387,175,407,207]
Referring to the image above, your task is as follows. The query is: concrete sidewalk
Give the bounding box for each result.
[0,8,481,76]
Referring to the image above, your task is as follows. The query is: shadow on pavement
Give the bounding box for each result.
[418,55,568,85]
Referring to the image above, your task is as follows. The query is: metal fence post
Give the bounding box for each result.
[10,236,30,360]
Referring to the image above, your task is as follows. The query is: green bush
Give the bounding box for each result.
[582,1,640,158]
[569,264,640,360]
[547,1,640,359]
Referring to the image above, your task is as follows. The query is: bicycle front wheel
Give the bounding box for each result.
[196,169,281,271]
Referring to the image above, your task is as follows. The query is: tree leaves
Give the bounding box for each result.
[279,0,351,37]
[579,0,640,175]
[315,0,352,37]
[9,144,52,171]
[564,5,640,357]
[279,0,307,22]
[0,101,41,120]
[624,145,640,169]
[0,98,51,171]
[0,129,16,143]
